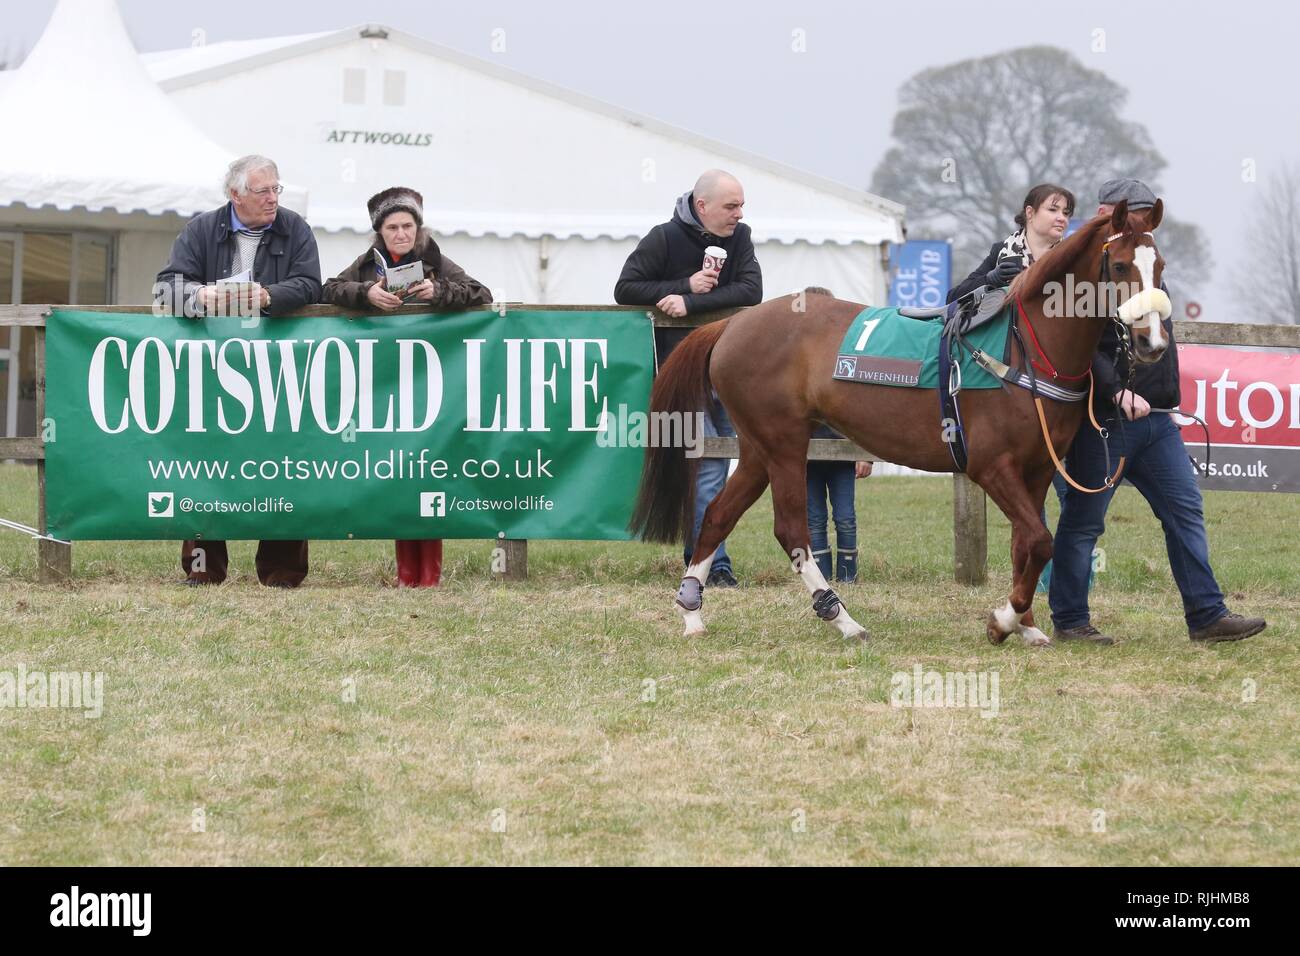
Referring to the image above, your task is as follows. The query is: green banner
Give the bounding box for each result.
[45,309,654,541]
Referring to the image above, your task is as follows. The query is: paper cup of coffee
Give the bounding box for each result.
[703,246,728,274]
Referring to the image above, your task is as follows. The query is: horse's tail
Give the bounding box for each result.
[628,318,732,543]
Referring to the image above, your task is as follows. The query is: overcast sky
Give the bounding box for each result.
[4,0,1297,319]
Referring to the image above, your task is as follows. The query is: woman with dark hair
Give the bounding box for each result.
[323,187,493,587]
[946,183,1075,303]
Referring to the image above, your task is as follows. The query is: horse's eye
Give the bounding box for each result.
[1114,263,1129,274]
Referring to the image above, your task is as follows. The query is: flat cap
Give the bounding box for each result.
[1098,178,1157,209]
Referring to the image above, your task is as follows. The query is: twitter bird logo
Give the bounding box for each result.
[148,492,174,518]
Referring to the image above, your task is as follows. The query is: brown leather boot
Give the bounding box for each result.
[1190,612,1266,644]
[1054,623,1115,645]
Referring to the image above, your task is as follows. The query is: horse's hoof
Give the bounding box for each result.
[1020,625,1053,648]
[844,628,871,644]
[986,611,1009,645]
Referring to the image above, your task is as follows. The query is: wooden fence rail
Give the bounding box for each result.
[1,304,1297,584]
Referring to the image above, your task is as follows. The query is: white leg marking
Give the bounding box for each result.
[795,547,830,595]
[685,555,715,585]
[993,600,1023,635]
[680,606,706,636]
[1018,624,1052,647]
[794,546,868,640]
[828,606,869,641]
[678,555,716,636]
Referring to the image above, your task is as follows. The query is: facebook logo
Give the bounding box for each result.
[419,492,446,517]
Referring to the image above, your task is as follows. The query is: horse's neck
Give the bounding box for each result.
[1019,251,1109,380]
[1019,298,1108,381]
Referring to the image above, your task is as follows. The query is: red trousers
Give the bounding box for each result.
[395,539,442,587]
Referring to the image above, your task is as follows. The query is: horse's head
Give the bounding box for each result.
[1103,198,1170,365]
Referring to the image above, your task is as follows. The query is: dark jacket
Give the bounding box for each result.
[1091,294,1181,416]
[155,203,322,317]
[614,192,763,313]
[947,241,1004,304]
[321,229,492,310]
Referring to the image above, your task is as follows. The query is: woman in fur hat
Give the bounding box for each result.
[324,187,494,586]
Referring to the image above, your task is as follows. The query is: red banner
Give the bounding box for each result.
[1176,344,1300,492]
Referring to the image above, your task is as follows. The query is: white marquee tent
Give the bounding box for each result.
[0,0,307,437]
[140,22,904,305]
[0,1,909,448]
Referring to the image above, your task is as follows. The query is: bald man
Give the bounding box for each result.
[615,169,762,322]
[615,170,763,588]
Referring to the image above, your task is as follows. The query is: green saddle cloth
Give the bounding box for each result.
[833,305,1012,389]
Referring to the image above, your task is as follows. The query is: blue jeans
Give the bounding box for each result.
[1049,412,1227,631]
[1036,472,1074,593]
[684,392,733,573]
[807,461,857,581]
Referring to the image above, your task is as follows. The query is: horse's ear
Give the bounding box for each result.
[1110,200,1129,234]
[1147,198,1164,230]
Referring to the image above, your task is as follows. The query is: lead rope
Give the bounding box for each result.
[1149,405,1214,477]
[1034,370,1126,493]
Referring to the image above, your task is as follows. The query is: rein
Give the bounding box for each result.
[1015,295,1091,383]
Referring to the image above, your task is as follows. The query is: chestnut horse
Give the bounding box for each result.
[630,199,1170,646]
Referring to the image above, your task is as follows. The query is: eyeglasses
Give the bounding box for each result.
[248,185,284,196]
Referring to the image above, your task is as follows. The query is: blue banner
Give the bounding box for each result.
[888,240,951,309]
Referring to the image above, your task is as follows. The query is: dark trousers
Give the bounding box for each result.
[181,539,310,587]
[807,460,857,582]
[1049,413,1226,631]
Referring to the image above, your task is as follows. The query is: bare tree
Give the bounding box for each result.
[870,45,1212,298]
[1232,161,1300,325]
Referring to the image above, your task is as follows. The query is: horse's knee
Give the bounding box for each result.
[1029,530,1053,567]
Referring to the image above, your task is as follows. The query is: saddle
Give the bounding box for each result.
[892,287,1007,472]
[899,286,1008,334]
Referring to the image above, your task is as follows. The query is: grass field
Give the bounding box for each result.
[0,461,1296,865]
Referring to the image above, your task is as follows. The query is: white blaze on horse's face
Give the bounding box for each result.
[1113,233,1171,364]
[1133,245,1164,351]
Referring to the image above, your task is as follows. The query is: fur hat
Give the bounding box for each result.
[367,187,424,231]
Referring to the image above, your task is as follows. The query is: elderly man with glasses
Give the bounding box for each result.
[155,154,323,588]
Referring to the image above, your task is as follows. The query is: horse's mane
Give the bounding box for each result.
[1007,212,1112,301]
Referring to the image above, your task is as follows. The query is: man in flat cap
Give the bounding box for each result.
[1049,179,1267,645]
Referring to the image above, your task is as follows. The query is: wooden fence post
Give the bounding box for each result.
[34,322,71,582]
[493,537,528,581]
[952,474,987,585]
